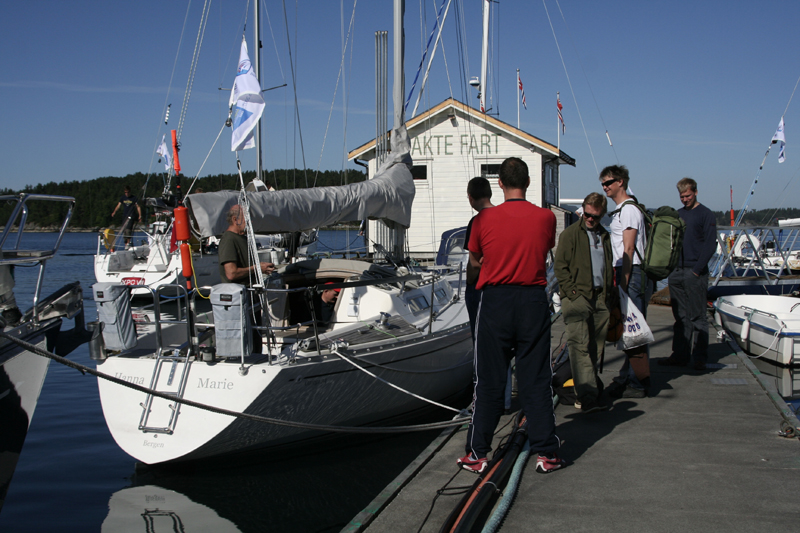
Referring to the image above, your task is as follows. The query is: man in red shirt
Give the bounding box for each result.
[458,157,564,475]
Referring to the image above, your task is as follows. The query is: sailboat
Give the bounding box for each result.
[1,194,88,512]
[92,0,473,465]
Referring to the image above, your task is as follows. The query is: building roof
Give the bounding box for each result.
[347,97,575,166]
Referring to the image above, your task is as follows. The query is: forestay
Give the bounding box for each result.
[186,126,415,238]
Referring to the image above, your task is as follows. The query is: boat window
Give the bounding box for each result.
[411,165,428,180]
[407,295,430,313]
[434,288,448,303]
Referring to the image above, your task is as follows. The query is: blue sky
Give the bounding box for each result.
[2,0,800,213]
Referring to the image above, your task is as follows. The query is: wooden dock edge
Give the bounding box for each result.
[340,417,466,533]
[712,320,800,437]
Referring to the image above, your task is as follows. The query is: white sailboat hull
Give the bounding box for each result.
[97,326,471,464]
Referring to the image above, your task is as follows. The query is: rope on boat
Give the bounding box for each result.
[330,346,461,413]
[0,330,470,434]
[332,346,473,375]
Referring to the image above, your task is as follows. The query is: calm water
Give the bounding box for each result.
[0,231,443,532]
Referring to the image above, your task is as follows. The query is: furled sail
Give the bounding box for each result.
[186,126,414,238]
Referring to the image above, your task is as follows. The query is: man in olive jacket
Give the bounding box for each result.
[554,192,615,413]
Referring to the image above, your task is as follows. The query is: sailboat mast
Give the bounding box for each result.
[479,0,489,113]
[254,0,263,182]
[394,0,405,129]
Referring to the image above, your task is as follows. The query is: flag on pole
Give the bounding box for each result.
[229,38,265,152]
[518,72,527,110]
[772,117,786,163]
[156,134,172,171]
[557,95,565,134]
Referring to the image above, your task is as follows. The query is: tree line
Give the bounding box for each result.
[1,169,366,230]
[710,208,800,227]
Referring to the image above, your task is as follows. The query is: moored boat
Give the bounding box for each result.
[0,193,88,512]
[714,294,800,366]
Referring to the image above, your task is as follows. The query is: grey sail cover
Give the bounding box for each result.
[185,126,415,238]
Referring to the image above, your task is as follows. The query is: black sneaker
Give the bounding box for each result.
[621,386,647,398]
[606,381,626,399]
[1,306,22,328]
[580,399,609,413]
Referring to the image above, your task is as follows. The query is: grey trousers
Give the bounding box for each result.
[668,267,709,364]
[563,293,609,404]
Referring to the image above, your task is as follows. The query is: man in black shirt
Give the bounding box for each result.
[111,185,142,249]
[659,178,717,371]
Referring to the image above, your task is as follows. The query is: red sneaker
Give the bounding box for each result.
[535,453,565,474]
[456,453,488,474]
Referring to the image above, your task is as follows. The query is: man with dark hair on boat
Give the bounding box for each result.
[111,185,142,249]
[458,157,564,475]
[555,192,614,413]
[601,164,653,398]
[659,178,717,371]
[218,204,275,285]
[464,176,494,333]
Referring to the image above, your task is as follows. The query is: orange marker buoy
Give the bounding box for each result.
[180,242,193,289]
[173,206,191,242]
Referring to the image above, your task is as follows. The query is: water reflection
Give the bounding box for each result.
[104,431,441,533]
[750,358,800,399]
[103,485,240,532]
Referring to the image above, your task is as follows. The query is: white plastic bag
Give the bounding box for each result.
[616,287,654,350]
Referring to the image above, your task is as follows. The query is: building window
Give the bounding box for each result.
[480,164,501,179]
[411,165,428,180]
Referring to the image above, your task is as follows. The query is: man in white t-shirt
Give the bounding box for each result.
[600,165,653,398]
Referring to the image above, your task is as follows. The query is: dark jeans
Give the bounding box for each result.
[613,265,654,389]
[466,285,559,458]
[668,267,709,363]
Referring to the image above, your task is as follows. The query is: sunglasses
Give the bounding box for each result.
[583,213,602,220]
[601,178,618,188]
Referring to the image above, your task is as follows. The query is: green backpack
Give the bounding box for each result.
[613,200,686,281]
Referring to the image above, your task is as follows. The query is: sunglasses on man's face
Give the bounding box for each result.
[601,179,617,188]
[583,212,602,220]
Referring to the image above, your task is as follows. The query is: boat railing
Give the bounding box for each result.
[710,225,800,289]
[0,193,76,323]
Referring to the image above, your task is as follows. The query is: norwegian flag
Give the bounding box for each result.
[518,73,527,110]
[557,95,565,134]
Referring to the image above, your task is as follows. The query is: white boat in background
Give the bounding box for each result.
[714,294,800,366]
[1,193,88,512]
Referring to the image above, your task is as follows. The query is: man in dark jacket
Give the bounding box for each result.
[555,192,615,413]
[659,178,717,371]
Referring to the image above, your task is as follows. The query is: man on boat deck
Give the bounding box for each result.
[218,204,275,285]
[601,165,653,398]
[554,192,614,413]
[110,185,142,249]
[459,157,564,475]
[659,178,716,371]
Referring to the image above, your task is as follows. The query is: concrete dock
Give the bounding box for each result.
[347,304,800,532]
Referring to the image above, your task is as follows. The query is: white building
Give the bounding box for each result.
[348,98,576,256]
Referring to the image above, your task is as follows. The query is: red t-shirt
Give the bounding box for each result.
[468,199,556,290]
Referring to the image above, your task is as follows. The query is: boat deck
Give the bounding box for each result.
[347,305,800,532]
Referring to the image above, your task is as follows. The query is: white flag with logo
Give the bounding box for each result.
[229,38,265,151]
[772,117,786,163]
[156,134,172,171]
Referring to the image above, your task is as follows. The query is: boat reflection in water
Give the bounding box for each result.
[101,428,443,533]
[102,485,239,533]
